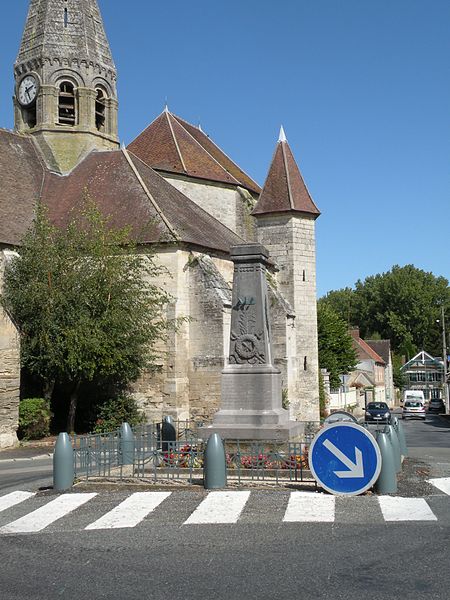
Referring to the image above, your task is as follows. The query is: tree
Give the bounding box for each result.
[317,303,358,390]
[319,265,450,359]
[1,200,175,432]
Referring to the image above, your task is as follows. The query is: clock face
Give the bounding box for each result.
[17,74,39,107]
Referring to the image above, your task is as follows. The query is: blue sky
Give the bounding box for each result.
[1,0,449,297]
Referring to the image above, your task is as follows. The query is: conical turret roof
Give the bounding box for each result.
[16,0,115,70]
[252,128,320,217]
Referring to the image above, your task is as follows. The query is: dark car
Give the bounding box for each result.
[428,398,445,414]
[364,402,391,423]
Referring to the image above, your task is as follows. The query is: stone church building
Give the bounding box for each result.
[0,0,320,447]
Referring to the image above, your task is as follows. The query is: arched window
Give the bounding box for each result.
[58,81,76,125]
[95,87,107,131]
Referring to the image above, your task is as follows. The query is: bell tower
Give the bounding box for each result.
[14,0,119,173]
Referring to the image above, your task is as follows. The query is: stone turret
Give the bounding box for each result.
[252,127,321,422]
[14,0,119,172]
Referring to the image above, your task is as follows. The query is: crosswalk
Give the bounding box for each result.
[0,482,449,534]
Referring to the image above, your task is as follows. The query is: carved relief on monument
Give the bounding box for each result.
[229,298,266,365]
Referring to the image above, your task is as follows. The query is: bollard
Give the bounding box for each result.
[53,432,74,492]
[374,430,397,494]
[385,424,401,473]
[204,433,227,489]
[161,416,176,453]
[120,422,135,466]
[392,416,408,458]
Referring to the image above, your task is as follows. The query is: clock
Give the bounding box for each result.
[17,74,39,107]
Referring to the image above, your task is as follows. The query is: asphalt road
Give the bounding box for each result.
[0,502,450,600]
[0,415,449,600]
[399,412,450,448]
[0,459,53,494]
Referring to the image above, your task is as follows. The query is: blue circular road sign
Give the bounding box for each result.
[309,422,382,496]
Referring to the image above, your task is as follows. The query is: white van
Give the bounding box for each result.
[402,390,425,404]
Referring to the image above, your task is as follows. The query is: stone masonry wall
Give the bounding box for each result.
[256,215,320,423]
[0,252,20,448]
[164,176,257,241]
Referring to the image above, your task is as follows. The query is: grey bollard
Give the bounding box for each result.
[53,432,74,491]
[161,416,176,452]
[204,433,227,489]
[385,424,401,473]
[374,430,397,494]
[120,422,135,466]
[392,416,408,458]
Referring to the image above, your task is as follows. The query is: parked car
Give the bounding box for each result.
[402,400,426,420]
[427,398,445,414]
[364,402,391,423]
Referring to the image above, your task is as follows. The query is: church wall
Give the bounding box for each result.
[256,215,320,423]
[131,249,191,421]
[163,176,257,240]
[0,252,20,448]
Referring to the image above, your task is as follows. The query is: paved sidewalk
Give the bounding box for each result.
[0,442,54,462]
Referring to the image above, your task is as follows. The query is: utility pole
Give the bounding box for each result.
[440,306,448,414]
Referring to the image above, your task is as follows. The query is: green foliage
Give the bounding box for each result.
[281,388,289,409]
[93,395,145,433]
[392,353,406,389]
[1,198,176,431]
[319,265,449,359]
[318,371,327,419]
[317,303,358,389]
[18,398,51,441]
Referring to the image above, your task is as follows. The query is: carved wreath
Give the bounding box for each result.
[229,310,265,364]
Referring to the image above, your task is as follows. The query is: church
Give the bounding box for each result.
[0,0,321,447]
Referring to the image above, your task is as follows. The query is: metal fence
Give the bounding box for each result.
[73,420,319,486]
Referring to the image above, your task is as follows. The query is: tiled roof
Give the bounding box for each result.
[0,129,44,246]
[366,340,391,364]
[252,135,320,217]
[127,110,261,194]
[41,149,244,254]
[350,330,385,365]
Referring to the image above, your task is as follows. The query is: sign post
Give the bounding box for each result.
[309,422,382,496]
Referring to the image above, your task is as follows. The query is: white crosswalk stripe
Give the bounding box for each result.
[0,491,35,513]
[428,477,450,496]
[283,491,335,522]
[184,491,250,524]
[0,493,97,534]
[0,490,446,533]
[378,496,437,522]
[85,492,171,530]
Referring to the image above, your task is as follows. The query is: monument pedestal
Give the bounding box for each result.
[201,366,304,441]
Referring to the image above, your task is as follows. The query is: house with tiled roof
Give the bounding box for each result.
[0,0,321,445]
[348,328,387,404]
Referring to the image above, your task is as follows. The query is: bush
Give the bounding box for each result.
[93,395,145,433]
[18,398,52,441]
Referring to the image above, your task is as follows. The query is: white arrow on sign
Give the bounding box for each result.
[323,439,364,478]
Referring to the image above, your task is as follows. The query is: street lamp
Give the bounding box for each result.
[437,305,448,413]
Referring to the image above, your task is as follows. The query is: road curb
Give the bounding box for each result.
[0,453,52,464]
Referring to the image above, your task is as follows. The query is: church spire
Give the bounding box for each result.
[14,0,119,173]
[16,0,115,71]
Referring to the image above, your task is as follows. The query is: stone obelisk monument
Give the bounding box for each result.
[205,243,303,441]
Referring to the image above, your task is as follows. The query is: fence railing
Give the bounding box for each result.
[72,420,319,486]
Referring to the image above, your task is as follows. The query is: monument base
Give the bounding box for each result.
[199,366,304,441]
[198,421,304,442]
